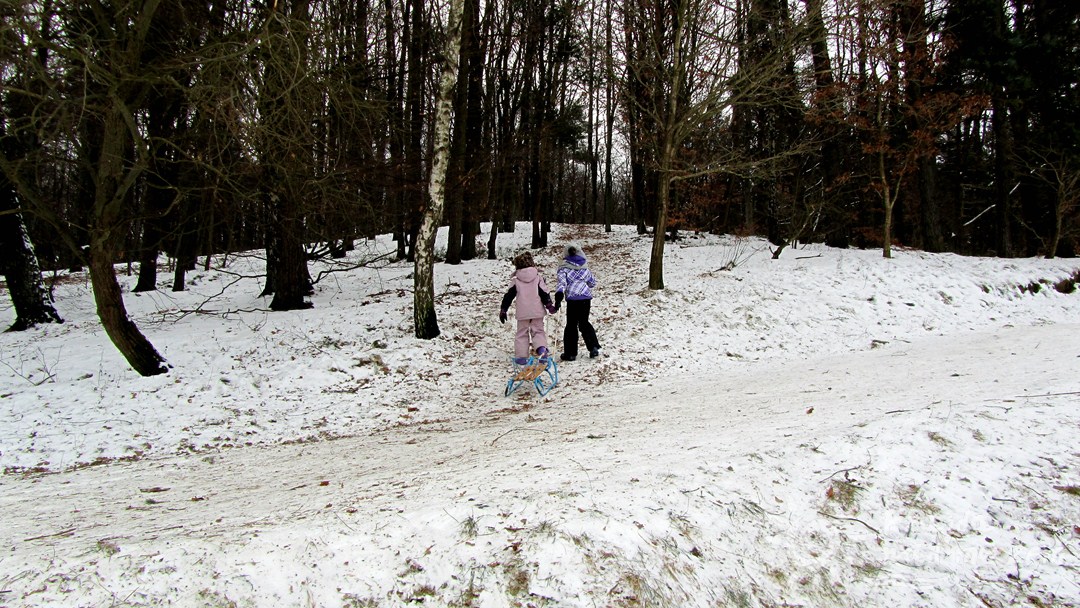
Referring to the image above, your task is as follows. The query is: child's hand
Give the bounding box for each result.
[546,304,557,314]
[499,309,508,323]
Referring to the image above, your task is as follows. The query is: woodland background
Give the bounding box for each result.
[1,0,1079,375]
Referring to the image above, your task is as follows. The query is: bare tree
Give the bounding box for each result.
[850,0,978,258]
[258,1,315,311]
[621,0,810,288]
[7,1,174,376]
[1021,146,1080,258]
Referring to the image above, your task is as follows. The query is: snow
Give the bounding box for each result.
[1,223,1079,607]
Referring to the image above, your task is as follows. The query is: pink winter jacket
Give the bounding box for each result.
[507,267,550,320]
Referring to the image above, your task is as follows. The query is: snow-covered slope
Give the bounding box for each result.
[2,224,1079,606]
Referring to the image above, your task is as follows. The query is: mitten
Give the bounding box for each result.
[499,309,508,323]
[554,292,564,312]
[546,303,557,314]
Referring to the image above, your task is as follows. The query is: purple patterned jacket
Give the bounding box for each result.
[555,255,597,301]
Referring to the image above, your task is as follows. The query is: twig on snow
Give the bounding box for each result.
[490,427,549,446]
[967,586,996,608]
[817,511,880,535]
[819,466,861,483]
[23,527,76,542]
[334,511,356,532]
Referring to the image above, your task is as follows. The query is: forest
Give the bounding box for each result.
[1,0,1079,375]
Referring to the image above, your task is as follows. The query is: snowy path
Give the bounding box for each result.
[3,323,1078,606]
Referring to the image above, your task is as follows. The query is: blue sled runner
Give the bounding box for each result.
[505,355,559,397]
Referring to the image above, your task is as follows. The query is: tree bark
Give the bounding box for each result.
[414,0,464,339]
[458,0,484,261]
[404,0,428,264]
[649,133,675,290]
[881,149,895,259]
[991,88,1015,257]
[88,102,168,376]
[88,239,168,375]
[0,55,64,331]
[646,0,689,290]
[0,203,63,332]
[260,0,314,311]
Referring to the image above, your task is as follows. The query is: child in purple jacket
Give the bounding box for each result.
[499,252,556,364]
[554,244,601,360]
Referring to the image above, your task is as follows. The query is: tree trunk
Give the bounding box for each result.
[646,0,688,290]
[0,204,63,332]
[88,239,168,376]
[172,197,199,292]
[132,212,164,292]
[259,0,314,311]
[87,102,168,376]
[649,136,674,290]
[803,0,848,247]
[1048,204,1062,259]
[604,0,615,232]
[991,89,1015,257]
[881,151,895,259]
[443,0,477,266]
[649,180,669,290]
[414,0,464,339]
[917,156,944,251]
[133,83,184,293]
[458,0,483,261]
[266,184,313,311]
[404,0,427,264]
[897,0,945,253]
[0,87,63,331]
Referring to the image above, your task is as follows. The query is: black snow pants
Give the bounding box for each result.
[563,298,600,358]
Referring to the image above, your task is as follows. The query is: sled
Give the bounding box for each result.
[505,355,559,397]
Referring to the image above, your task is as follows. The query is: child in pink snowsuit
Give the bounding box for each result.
[499,252,556,364]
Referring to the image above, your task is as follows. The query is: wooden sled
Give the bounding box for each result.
[505,355,559,397]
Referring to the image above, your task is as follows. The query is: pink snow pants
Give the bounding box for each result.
[514,317,549,358]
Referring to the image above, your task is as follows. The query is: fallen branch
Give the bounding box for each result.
[818,511,880,535]
[490,427,549,446]
[819,466,861,483]
[1014,391,1080,398]
[967,586,996,608]
[24,527,76,542]
[1058,536,1077,558]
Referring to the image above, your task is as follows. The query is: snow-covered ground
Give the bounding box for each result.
[1,223,1079,607]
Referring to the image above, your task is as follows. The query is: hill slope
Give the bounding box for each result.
[2,225,1079,606]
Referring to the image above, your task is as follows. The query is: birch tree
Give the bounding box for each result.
[414,0,465,339]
